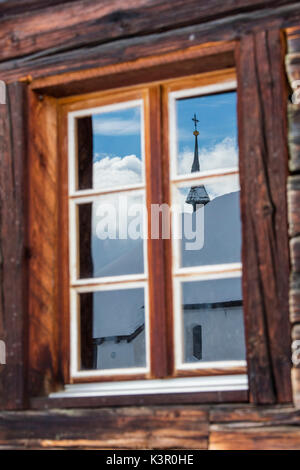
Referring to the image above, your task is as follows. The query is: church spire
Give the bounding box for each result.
[186,113,210,211]
[191,114,200,173]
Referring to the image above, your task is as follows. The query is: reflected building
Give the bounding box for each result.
[182,114,245,363]
[81,113,245,371]
[186,114,210,211]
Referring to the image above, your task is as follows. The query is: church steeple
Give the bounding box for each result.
[191,114,200,172]
[186,113,210,211]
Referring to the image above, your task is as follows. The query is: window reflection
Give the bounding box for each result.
[181,278,245,363]
[77,104,143,191]
[174,175,241,268]
[78,192,145,279]
[80,288,146,370]
[175,91,238,176]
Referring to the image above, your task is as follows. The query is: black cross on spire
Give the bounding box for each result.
[192,113,199,131]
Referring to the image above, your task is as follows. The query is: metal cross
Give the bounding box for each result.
[192,113,199,131]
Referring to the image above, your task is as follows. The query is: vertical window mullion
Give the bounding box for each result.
[146,85,172,378]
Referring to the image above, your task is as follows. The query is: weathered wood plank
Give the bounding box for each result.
[291,237,300,274]
[210,405,300,424]
[237,30,292,404]
[0,82,28,410]
[2,3,300,84]
[0,0,78,18]
[209,424,300,450]
[286,25,300,409]
[27,92,61,398]
[286,25,300,54]
[31,45,235,99]
[31,390,248,410]
[0,405,299,449]
[0,407,209,449]
[290,280,300,324]
[291,325,300,407]
[288,176,300,237]
[288,106,300,172]
[0,0,297,63]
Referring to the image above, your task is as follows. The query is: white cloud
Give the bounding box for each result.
[178,137,238,175]
[206,177,240,200]
[93,116,140,136]
[93,154,142,188]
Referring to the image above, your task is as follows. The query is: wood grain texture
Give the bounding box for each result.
[290,279,300,324]
[146,86,170,378]
[288,176,300,237]
[291,326,300,406]
[27,92,61,398]
[2,3,300,84]
[0,0,78,18]
[31,390,248,410]
[0,0,297,63]
[288,106,300,172]
[32,44,235,99]
[237,31,292,404]
[286,26,300,409]
[0,404,299,449]
[0,82,28,410]
[210,405,300,424]
[209,424,300,450]
[0,406,209,449]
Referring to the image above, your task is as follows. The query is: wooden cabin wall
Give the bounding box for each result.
[0,0,300,449]
[286,26,300,408]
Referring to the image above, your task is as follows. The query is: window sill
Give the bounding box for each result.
[49,374,248,399]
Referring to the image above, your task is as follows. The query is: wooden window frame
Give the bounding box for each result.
[56,69,248,389]
[19,38,292,408]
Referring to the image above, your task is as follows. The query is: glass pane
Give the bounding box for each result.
[181,277,245,363]
[78,192,145,278]
[174,91,237,176]
[76,104,143,191]
[80,287,146,370]
[174,174,241,268]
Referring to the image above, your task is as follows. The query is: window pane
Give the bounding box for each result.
[76,103,144,191]
[173,174,241,268]
[80,287,146,370]
[78,192,145,278]
[174,91,237,176]
[180,277,245,364]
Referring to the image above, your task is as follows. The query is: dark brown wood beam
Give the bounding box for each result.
[0,82,28,410]
[237,30,292,404]
[1,3,300,83]
[0,406,209,449]
[0,1,298,63]
[286,26,300,408]
[0,0,79,19]
[0,405,299,449]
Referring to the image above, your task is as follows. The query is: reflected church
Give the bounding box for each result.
[80,112,245,370]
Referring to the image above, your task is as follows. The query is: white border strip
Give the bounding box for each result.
[49,374,248,398]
